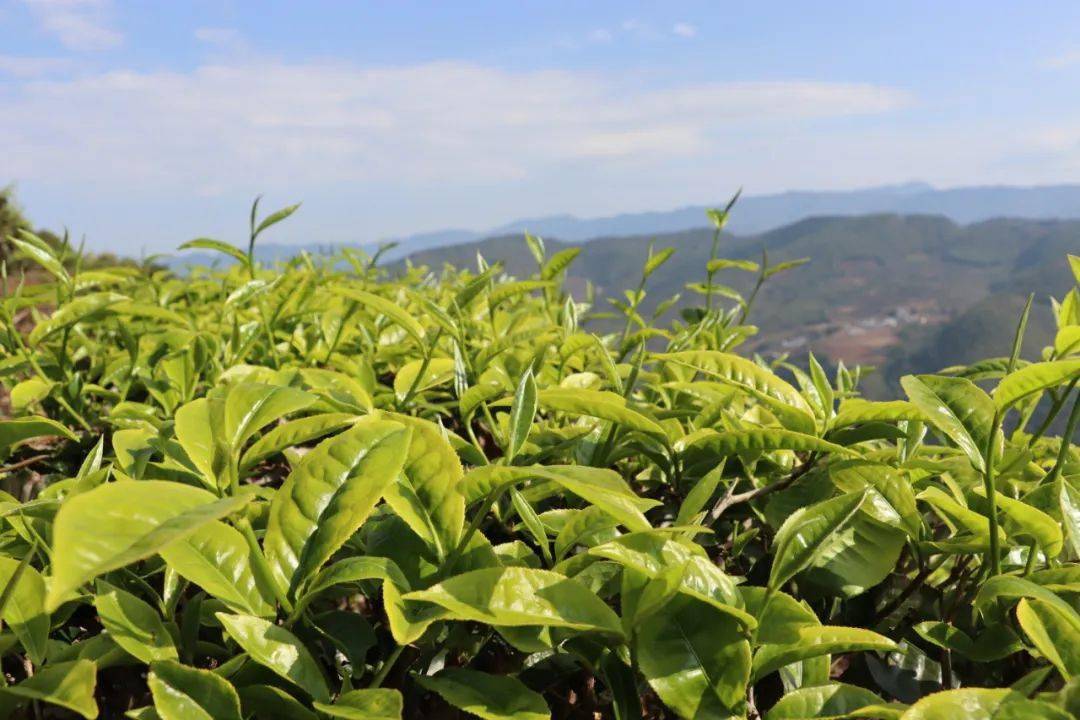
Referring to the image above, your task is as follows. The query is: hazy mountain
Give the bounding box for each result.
[387,181,1080,252]
[397,213,1079,399]
[164,181,1080,269]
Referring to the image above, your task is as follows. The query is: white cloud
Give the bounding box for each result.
[672,22,697,38]
[587,19,696,45]
[194,27,241,46]
[0,61,908,193]
[20,0,122,51]
[0,55,71,78]
[1042,49,1080,69]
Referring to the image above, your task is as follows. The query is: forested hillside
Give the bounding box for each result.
[399,213,1079,397]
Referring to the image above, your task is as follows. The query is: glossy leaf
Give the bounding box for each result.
[538,388,665,437]
[393,357,456,400]
[635,593,751,717]
[913,621,1021,662]
[179,238,249,265]
[833,399,925,429]
[94,580,178,663]
[687,428,859,458]
[993,360,1080,410]
[769,490,866,591]
[313,689,403,719]
[901,374,994,471]
[295,555,409,616]
[216,612,329,703]
[47,481,250,610]
[404,567,623,635]
[589,531,753,627]
[0,555,48,665]
[380,414,464,561]
[148,660,243,720]
[765,683,886,720]
[0,416,77,449]
[238,685,317,720]
[506,368,537,462]
[336,287,426,346]
[898,689,1020,720]
[752,625,897,681]
[419,668,549,720]
[1015,598,1080,678]
[159,521,276,617]
[239,413,357,470]
[0,659,98,719]
[461,464,657,532]
[264,415,411,596]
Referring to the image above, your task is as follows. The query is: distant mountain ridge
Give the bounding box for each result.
[397,212,1079,399]
[483,181,1080,239]
[167,181,1080,268]
[385,180,1080,255]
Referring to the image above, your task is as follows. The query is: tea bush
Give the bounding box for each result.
[0,201,1077,719]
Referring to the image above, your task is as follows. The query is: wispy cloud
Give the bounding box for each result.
[620,19,650,35]
[586,19,699,45]
[194,27,240,46]
[672,22,697,39]
[1041,49,1080,69]
[587,28,613,44]
[0,60,908,197]
[0,54,72,78]
[19,0,122,51]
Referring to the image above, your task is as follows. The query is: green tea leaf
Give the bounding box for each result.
[160,521,276,617]
[752,625,896,681]
[0,555,48,665]
[216,613,329,703]
[336,287,426,346]
[48,482,251,610]
[95,580,177,663]
[380,414,465,561]
[913,621,1021,662]
[179,238,249,266]
[687,428,858,458]
[657,351,814,417]
[764,682,886,720]
[419,668,549,720]
[461,464,656,532]
[538,388,665,437]
[769,490,866,591]
[0,416,77,450]
[313,689,402,719]
[635,593,750,717]
[993,360,1080,410]
[901,374,995,471]
[240,412,358,470]
[0,659,98,719]
[1016,598,1080,679]
[833,399,925,429]
[238,685,317,720]
[898,689,1020,720]
[393,358,456,401]
[254,202,301,238]
[264,415,411,596]
[507,368,537,462]
[296,555,409,616]
[404,567,623,635]
[149,660,243,720]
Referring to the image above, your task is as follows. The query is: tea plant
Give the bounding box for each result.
[0,201,1076,719]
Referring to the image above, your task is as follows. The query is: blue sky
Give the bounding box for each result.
[3,1,1080,255]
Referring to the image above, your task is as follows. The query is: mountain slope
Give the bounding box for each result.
[164,182,1080,269]
[399,213,1079,398]
[387,181,1080,254]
